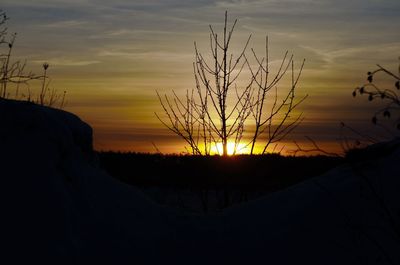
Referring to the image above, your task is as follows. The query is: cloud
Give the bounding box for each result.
[38,19,88,29]
[300,42,400,68]
[32,58,101,67]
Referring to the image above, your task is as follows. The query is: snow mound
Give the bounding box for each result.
[2,98,399,264]
[1,99,174,263]
[222,138,400,264]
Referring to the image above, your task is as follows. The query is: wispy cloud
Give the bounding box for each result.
[96,47,193,61]
[32,58,101,67]
[39,19,88,29]
[300,43,400,68]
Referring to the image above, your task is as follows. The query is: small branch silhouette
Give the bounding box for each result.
[352,58,400,131]
[289,136,341,157]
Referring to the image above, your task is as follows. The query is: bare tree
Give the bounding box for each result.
[156,12,253,156]
[156,12,306,156]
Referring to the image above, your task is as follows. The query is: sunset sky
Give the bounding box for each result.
[2,0,399,154]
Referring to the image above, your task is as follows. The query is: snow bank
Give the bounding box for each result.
[222,138,400,264]
[1,99,175,263]
[2,98,399,264]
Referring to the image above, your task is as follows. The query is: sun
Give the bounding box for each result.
[211,142,249,156]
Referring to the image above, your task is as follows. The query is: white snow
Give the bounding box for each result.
[2,98,399,264]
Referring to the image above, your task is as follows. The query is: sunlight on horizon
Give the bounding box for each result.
[211,142,250,156]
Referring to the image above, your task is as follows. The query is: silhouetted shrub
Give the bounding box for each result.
[352,59,400,131]
[0,10,66,108]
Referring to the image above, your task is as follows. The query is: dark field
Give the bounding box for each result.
[98,153,344,211]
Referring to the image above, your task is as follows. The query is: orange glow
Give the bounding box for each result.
[211,142,250,156]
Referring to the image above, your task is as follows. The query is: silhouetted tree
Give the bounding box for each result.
[156,12,306,155]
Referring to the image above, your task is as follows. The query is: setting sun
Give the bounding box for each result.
[211,142,250,156]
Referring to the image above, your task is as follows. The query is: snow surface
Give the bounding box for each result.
[2,98,400,264]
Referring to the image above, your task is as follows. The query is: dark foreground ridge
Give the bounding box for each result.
[2,98,400,264]
[99,152,342,212]
[99,152,342,190]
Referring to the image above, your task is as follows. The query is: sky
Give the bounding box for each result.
[1,0,399,154]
